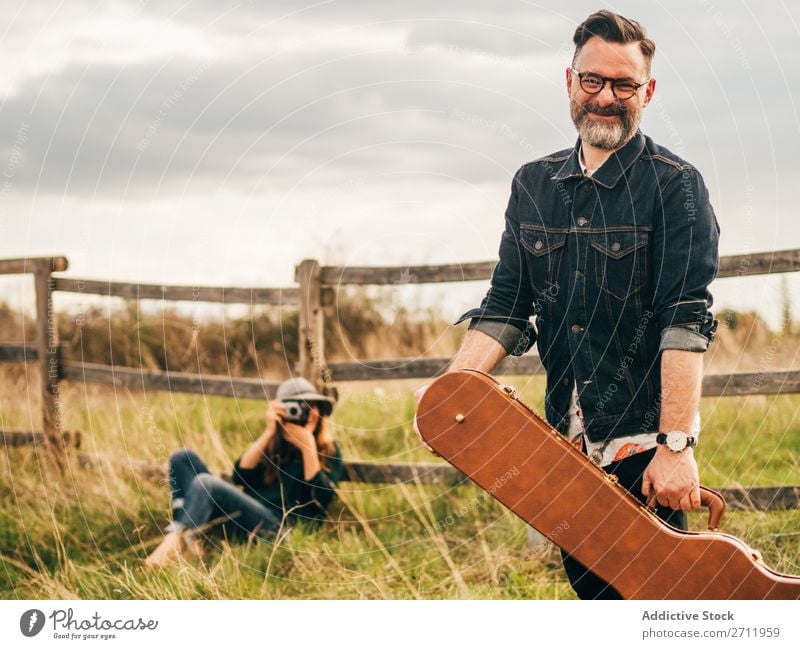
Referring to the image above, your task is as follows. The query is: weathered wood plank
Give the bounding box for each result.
[316,261,496,286]
[701,370,800,397]
[329,355,545,381]
[50,357,800,398]
[34,259,64,450]
[343,461,471,486]
[61,361,280,400]
[297,259,334,395]
[717,249,800,278]
[0,344,36,362]
[65,451,800,510]
[53,278,298,306]
[316,250,800,286]
[329,357,452,381]
[719,486,800,511]
[330,360,800,398]
[1,429,81,448]
[0,256,68,275]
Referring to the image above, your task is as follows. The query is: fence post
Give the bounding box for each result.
[33,257,67,455]
[296,259,328,392]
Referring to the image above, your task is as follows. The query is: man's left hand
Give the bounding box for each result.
[641,446,701,511]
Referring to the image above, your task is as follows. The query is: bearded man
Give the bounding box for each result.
[416,9,720,599]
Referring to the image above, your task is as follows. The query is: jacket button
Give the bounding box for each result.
[562,377,571,386]
[611,242,621,252]
[570,324,583,334]
[534,240,543,250]
[576,217,588,226]
[575,269,584,279]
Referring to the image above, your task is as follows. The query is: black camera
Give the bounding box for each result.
[281,400,311,426]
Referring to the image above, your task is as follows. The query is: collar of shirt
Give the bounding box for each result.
[579,144,596,177]
[554,131,646,188]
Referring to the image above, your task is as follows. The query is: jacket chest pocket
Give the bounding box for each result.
[591,230,649,301]
[520,227,567,295]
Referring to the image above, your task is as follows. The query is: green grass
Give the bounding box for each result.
[1,374,799,599]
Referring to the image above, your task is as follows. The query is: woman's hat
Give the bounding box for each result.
[276,377,335,416]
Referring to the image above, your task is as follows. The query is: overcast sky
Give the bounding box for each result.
[2,0,799,328]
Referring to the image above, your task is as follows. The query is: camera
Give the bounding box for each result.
[281,400,311,426]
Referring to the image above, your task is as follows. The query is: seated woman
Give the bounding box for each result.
[145,377,344,568]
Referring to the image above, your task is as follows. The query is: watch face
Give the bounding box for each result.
[666,431,687,451]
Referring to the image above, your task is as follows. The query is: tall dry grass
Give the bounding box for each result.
[2,364,799,599]
[0,289,462,381]
[2,305,800,598]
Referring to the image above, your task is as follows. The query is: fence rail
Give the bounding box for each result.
[0,344,36,363]
[3,250,800,504]
[8,346,800,399]
[60,451,800,512]
[53,277,298,305]
[312,248,800,286]
[0,256,67,275]
[61,361,281,400]
[1,429,81,448]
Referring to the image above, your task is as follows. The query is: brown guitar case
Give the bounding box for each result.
[415,369,800,599]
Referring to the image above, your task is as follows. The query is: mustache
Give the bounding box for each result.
[581,101,628,117]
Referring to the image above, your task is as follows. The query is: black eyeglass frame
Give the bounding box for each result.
[570,67,651,100]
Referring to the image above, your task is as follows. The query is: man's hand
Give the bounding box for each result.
[412,330,509,457]
[641,446,701,511]
[413,384,440,456]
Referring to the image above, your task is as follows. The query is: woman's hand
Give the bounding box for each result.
[282,408,323,480]
[281,407,319,453]
[237,400,287,470]
[264,400,286,440]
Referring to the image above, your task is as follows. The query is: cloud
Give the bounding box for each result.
[2,0,800,328]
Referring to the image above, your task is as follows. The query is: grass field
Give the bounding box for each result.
[1,369,799,599]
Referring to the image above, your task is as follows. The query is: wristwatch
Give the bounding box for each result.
[656,431,697,452]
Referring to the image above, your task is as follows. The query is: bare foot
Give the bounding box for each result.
[144,531,189,569]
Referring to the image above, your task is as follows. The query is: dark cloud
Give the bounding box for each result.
[0,0,797,234]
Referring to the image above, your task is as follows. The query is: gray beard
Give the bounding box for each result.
[571,100,638,151]
[578,116,629,150]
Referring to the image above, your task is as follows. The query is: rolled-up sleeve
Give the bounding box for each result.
[652,166,720,353]
[453,167,537,356]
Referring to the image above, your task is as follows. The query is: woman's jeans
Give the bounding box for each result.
[167,448,282,540]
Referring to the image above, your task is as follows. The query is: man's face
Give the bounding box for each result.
[567,36,655,151]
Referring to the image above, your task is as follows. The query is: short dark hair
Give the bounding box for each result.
[572,10,655,72]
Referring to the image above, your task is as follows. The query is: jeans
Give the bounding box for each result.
[560,447,688,599]
[167,448,282,540]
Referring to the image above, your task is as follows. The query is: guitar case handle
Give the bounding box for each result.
[699,485,726,531]
[646,485,725,530]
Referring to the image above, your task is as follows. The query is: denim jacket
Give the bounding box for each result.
[456,131,720,442]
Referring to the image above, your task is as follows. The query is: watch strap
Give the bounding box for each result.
[656,431,697,449]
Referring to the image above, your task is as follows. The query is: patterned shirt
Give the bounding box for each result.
[565,381,700,467]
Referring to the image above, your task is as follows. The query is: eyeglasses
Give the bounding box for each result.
[570,68,650,100]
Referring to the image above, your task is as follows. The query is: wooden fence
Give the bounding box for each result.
[2,250,800,511]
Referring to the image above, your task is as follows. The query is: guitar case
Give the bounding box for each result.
[415,369,800,599]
